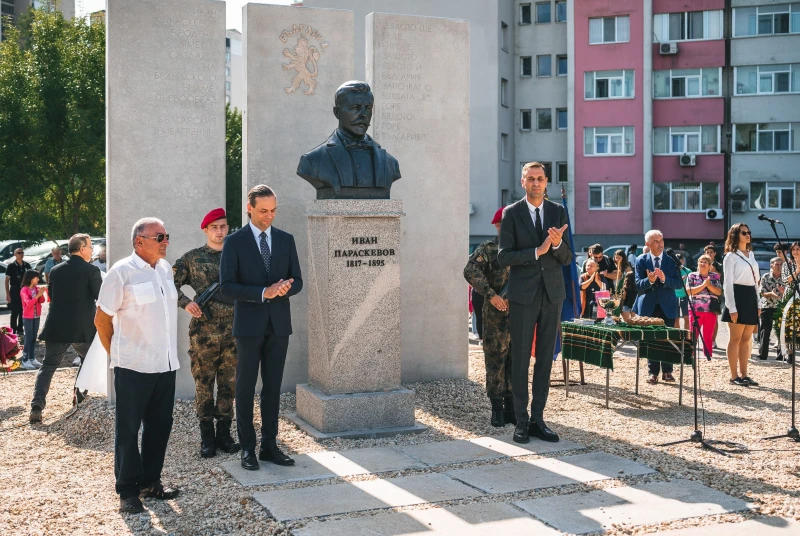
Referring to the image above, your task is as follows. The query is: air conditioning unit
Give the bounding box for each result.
[679,153,696,167]
[660,42,679,55]
[705,208,723,220]
[731,200,747,213]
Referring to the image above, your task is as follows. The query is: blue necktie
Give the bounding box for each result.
[654,256,660,270]
[259,231,271,276]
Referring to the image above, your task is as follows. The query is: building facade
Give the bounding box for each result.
[226,28,244,111]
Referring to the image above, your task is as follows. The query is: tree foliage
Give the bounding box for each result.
[225,103,243,229]
[0,5,105,240]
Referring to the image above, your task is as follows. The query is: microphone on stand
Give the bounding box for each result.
[758,213,782,225]
[664,248,681,264]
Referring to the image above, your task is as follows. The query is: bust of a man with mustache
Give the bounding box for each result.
[297,81,401,200]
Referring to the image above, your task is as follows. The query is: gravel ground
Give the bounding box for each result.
[1,323,799,535]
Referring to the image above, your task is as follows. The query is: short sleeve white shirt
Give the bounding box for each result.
[97,251,180,373]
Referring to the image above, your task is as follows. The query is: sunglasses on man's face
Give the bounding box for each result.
[139,233,170,243]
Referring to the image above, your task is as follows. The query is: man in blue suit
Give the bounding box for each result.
[633,229,681,384]
[220,184,303,470]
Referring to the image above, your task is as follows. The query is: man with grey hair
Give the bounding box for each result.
[94,217,180,514]
[633,229,682,384]
[29,233,102,423]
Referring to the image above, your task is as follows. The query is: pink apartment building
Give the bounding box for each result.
[569,0,726,249]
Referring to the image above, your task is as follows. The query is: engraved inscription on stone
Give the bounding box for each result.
[279,24,329,96]
[333,236,396,267]
[372,22,436,144]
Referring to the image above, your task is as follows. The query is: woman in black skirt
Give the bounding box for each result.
[722,223,761,386]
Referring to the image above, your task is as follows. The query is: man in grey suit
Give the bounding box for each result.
[498,162,571,444]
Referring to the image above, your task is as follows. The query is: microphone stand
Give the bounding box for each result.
[658,252,728,456]
[762,220,800,443]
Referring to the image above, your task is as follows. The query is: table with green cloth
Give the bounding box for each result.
[561,321,695,408]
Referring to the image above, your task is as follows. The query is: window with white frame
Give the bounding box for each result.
[734,4,800,37]
[556,108,567,130]
[584,70,634,99]
[736,64,800,95]
[556,55,567,76]
[557,162,568,183]
[653,10,723,42]
[501,133,509,161]
[536,2,551,24]
[521,110,532,131]
[537,109,552,131]
[750,182,800,210]
[589,15,630,44]
[653,68,721,98]
[653,126,720,154]
[520,3,532,25]
[555,1,566,23]
[734,123,800,152]
[521,56,533,77]
[653,182,720,211]
[589,184,630,209]
[501,78,509,107]
[537,55,551,76]
[584,127,635,156]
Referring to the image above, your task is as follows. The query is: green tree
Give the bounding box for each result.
[225,103,243,229]
[0,5,105,239]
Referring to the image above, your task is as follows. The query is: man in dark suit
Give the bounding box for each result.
[296,80,401,200]
[633,229,681,384]
[30,234,102,423]
[220,184,303,470]
[498,162,571,444]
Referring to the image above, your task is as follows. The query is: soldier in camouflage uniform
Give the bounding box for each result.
[463,207,514,427]
[173,208,240,458]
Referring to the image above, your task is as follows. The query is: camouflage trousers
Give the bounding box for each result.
[188,314,237,422]
[482,303,512,400]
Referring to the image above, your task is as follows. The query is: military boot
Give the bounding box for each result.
[215,419,241,454]
[503,396,517,425]
[490,398,504,427]
[199,420,216,458]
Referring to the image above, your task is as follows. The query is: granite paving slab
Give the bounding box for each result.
[447,452,656,494]
[222,457,336,487]
[650,517,799,536]
[293,502,562,536]
[515,479,751,534]
[397,440,506,466]
[254,473,484,521]
[473,434,585,456]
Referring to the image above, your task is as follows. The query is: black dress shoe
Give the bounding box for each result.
[240,449,260,471]
[139,482,179,500]
[259,445,295,466]
[512,422,530,444]
[119,496,145,514]
[529,420,560,442]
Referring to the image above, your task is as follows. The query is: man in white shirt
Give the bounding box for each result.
[94,217,180,514]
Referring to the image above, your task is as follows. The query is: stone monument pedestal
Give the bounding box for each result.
[288,200,425,439]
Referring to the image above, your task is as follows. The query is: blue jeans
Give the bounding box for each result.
[22,317,40,362]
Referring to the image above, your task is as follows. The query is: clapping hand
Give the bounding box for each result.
[546,224,569,247]
[264,279,294,300]
[646,269,658,284]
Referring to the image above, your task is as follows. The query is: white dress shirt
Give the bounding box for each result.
[97,252,180,373]
[525,198,560,259]
[722,249,760,314]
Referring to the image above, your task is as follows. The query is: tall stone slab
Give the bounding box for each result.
[243,4,354,391]
[366,14,470,382]
[106,0,226,399]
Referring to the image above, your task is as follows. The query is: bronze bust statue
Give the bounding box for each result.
[297,81,401,199]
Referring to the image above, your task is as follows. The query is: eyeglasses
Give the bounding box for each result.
[139,233,170,243]
[740,231,751,236]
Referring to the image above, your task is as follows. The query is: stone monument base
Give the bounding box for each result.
[288,383,425,439]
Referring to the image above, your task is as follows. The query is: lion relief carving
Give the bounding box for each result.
[282,37,320,96]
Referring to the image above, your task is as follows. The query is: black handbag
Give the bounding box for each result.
[709,295,722,314]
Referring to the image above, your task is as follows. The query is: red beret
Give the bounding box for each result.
[200,208,226,229]
[491,207,506,225]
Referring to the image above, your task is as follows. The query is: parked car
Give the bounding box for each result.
[0,240,24,262]
[22,240,69,274]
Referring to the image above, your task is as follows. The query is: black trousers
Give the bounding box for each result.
[114,367,176,500]
[9,288,23,334]
[235,321,289,451]
[31,341,91,409]
[758,308,782,360]
[509,284,561,423]
[648,304,675,375]
[472,288,484,339]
